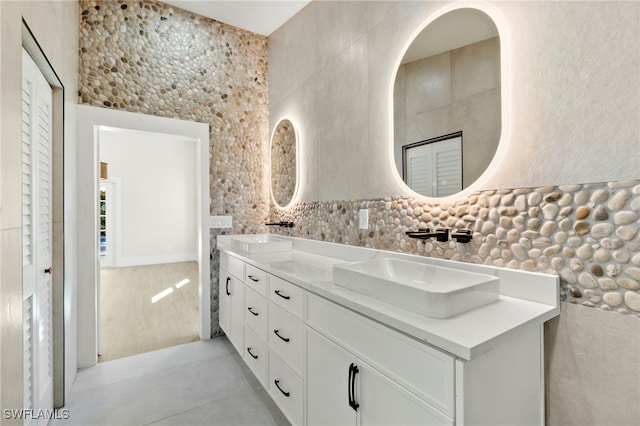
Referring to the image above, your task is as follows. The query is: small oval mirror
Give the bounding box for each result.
[393,7,502,198]
[270,118,298,207]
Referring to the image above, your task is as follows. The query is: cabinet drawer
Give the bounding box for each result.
[306,293,455,417]
[220,252,244,279]
[269,352,304,426]
[245,286,268,339]
[245,264,267,296]
[243,325,267,387]
[268,274,304,318]
[268,302,305,376]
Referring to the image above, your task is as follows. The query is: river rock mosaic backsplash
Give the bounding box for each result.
[270,180,640,317]
[78,0,270,335]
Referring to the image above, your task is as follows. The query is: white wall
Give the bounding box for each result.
[268,1,640,202]
[100,129,197,267]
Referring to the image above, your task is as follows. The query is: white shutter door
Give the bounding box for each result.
[22,49,38,420]
[406,143,433,196]
[35,67,53,415]
[432,136,462,197]
[22,48,54,424]
[22,72,35,269]
[23,296,35,411]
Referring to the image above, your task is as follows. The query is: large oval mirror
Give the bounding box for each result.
[393,8,501,198]
[270,118,298,207]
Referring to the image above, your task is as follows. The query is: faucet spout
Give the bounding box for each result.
[405,228,450,242]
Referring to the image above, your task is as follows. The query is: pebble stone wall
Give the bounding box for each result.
[78,0,270,336]
[270,180,640,317]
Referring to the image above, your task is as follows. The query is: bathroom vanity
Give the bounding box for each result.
[217,235,559,426]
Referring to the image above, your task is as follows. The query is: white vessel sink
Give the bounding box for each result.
[333,258,499,318]
[270,260,333,281]
[230,235,292,253]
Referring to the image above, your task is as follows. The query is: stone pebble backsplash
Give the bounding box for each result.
[270,180,640,317]
[78,0,270,336]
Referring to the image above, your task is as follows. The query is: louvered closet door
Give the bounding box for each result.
[22,48,54,424]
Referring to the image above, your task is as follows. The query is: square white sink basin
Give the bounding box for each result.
[230,235,292,253]
[333,258,499,319]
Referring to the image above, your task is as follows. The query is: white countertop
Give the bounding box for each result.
[217,235,559,360]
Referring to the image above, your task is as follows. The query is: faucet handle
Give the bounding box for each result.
[435,228,450,242]
[451,229,473,243]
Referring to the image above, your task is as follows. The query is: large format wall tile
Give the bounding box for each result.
[545,302,640,425]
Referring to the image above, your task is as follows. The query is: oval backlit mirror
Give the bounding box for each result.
[270,118,298,207]
[393,7,502,198]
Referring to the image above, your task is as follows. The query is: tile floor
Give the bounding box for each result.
[55,338,289,426]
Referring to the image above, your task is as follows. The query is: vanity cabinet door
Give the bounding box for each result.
[307,329,356,426]
[307,328,453,426]
[358,364,453,426]
[219,266,245,354]
[219,267,232,337]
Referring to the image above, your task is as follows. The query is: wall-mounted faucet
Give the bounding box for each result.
[406,228,450,242]
[265,221,295,228]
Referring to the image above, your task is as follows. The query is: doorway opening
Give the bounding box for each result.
[97,127,201,362]
[76,106,210,368]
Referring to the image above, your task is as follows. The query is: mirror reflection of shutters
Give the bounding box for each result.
[406,144,433,195]
[432,138,462,197]
[405,135,462,197]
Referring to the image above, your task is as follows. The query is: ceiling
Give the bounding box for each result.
[161,0,311,36]
[402,8,498,64]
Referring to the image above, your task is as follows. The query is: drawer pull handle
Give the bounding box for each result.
[247,347,259,359]
[273,329,290,342]
[248,275,260,282]
[274,379,290,397]
[247,307,259,316]
[348,363,360,411]
[225,277,231,296]
[274,290,290,300]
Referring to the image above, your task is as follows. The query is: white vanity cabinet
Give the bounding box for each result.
[222,251,307,426]
[219,253,245,354]
[305,293,544,426]
[218,238,556,426]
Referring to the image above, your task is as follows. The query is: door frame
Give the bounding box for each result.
[76,105,210,368]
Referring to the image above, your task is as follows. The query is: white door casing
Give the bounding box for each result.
[76,105,210,368]
[22,48,54,423]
